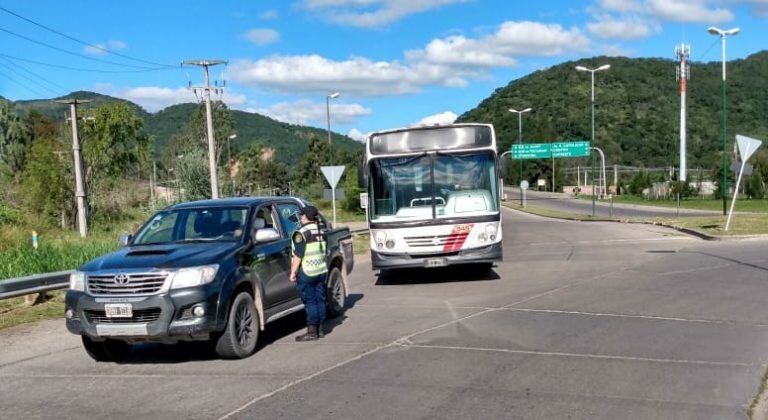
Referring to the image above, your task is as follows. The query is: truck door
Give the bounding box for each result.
[250,204,294,306]
[275,202,303,301]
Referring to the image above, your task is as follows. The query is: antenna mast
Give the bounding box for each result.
[675,44,690,182]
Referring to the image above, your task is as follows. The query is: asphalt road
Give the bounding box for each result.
[505,187,721,219]
[2,209,768,419]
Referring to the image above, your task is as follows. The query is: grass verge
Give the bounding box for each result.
[0,291,64,331]
[353,232,370,255]
[503,202,768,237]
[577,195,768,213]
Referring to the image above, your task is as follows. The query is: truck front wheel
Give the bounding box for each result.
[214,292,259,359]
[81,336,130,362]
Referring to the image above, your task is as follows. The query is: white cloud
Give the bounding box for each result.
[230,55,443,96]
[416,111,457,126]
[83,40,127,56]
[95,84,247,112]
[588,16,654,39]
[297,0,467,28]
[244,28,280,46]
[259,9,279,20]
[229,20,589,96]
[647,0,734,23]
[252,99,372,125]
[598,0,642,12]
[347,128,370,141]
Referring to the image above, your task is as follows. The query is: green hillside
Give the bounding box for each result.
[12,91,363,165]
[458,51,768,170]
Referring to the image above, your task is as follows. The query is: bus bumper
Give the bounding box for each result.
[371,242,502,270]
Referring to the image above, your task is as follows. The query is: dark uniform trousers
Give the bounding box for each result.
[296,271,326,326]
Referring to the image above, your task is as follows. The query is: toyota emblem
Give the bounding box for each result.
[113,274,130,285]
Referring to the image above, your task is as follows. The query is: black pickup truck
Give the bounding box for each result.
[65,197,354,360]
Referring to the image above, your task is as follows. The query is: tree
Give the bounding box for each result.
[293,135,330,199]
[176,149,211,200]
[20,136,72,225]
[0,100,32,179]
[745,167,765,199]
[236,144,289,195]
[164,101,234,167]
[628,171,652,196]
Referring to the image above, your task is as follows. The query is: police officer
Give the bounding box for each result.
[289,205,328,341]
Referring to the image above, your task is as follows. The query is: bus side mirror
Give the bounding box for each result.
[357,160,368,189]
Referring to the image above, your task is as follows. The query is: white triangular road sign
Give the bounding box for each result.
[320,165,345,189]
[736,135,763,162]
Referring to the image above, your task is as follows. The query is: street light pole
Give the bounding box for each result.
[576,64,610,217]
[508,108,532,196]
[708,27,740,215]
[326,92,340,165]
[228,133,237,195]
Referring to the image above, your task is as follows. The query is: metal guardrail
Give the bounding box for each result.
[0,270,73,300]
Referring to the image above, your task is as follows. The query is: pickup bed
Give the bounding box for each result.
[65,196,353,360]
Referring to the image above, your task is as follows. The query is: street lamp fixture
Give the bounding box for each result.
[708,26,740,215]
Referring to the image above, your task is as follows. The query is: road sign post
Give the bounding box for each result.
[320,165,345,227]
[725,135,762,231]
[520,180,529,207]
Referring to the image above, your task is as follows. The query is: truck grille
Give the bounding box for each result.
[84,308,161,324]
[404,233,469,248]
[87,273,168,296]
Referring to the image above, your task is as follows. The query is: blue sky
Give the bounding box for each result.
[1,0,766,141]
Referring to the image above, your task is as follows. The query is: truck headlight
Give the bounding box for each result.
[170,265,219,290]
[69,271,85,291]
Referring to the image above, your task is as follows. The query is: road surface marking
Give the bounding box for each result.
[397,343,761,367]
[502,308,768,328]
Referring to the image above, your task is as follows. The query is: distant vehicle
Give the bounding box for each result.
[65,197,353,360]
[360,123,502,271]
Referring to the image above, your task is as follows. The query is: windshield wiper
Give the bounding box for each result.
[175,236,225,243]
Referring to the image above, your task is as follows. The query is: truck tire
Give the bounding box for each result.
[81,336,130,362]
[326,266,346,318]
[214,292,259,359]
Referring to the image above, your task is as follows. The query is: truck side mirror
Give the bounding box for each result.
[253,227,281,244]
[118,233,132,247]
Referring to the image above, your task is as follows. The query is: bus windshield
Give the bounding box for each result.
[370,151,498,222]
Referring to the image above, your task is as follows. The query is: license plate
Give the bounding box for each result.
[105,303,132,318]
[96,324,148,336]
[425,258,447,268]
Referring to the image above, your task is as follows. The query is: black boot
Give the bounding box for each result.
[317,324,325,338]
[295,325,318,342]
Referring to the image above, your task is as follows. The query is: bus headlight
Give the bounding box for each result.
[374,231,386,249]
[485,224,498,242]
[385,239,396,249]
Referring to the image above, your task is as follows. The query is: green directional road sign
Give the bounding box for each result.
[512,141,590,159]
[551,141,590,158]
[511,143,551,159]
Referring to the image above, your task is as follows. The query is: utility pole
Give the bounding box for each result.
[184,59,228,199]
[708,27,740,215]
[676,44,690,182]
[576,64,610,215]
[55,99,90,238]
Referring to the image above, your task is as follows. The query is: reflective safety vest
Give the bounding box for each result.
[292,222,328,277]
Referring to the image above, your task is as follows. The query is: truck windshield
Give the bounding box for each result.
[369,151,498,222]
[132,207,249,245]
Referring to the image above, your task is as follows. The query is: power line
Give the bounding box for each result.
[693,37,720,63]
[0,53,177,73]
[0,55,70,94]
[0,25,165,70]
[0,59,63,95]
[0,67,50,97]
[0,6,176,69]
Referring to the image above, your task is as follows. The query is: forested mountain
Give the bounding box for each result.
[458,51,768,171]
[11,91,363,165]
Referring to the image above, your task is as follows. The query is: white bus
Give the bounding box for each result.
[362,123,502,270]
